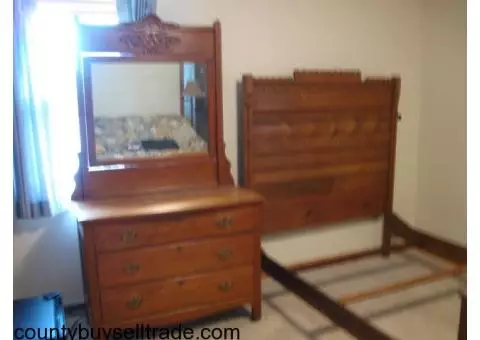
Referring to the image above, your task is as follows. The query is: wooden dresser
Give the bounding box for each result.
[70,15,263,334]
[73,188,263,330]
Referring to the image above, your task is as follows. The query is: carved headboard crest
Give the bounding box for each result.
[117,15,181,55]
[293,69,362,83]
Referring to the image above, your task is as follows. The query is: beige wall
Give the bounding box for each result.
[156,0,423,265]
[13,0,464,305]
[416,0,467,245]
[91,62,181,117]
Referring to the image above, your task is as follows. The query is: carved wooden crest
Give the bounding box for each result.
[117,15,181,55]
[293,69,362,83]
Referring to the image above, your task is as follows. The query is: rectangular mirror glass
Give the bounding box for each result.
[89,61,209,162]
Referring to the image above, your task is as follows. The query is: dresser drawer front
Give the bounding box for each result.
[94,205,260,252]
[97,234,255,287]
[100,266,253,323]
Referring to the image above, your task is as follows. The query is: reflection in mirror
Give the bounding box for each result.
[90,61,209,162]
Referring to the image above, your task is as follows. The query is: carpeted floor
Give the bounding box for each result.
[67,249,463,339]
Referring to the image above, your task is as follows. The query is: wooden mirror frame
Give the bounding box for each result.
[72,15,233,201]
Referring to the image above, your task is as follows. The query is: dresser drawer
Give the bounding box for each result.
[100,266,253,323]
[97,234,255,287]
[94,205,260,252]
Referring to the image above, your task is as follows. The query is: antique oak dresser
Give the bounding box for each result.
[70,15,263,334]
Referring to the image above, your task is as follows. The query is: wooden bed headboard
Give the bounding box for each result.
[238,70,401,234]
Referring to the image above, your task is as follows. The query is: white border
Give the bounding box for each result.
[467,0,478,338]
[2,0,13,338]
[6,1,474,338]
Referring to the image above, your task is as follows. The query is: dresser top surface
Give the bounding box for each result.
[70,186,263,223]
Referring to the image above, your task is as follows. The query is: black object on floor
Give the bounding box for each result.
[14,293,66,340]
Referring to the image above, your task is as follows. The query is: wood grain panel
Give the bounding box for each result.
[82,161,217,200]
[254,170,388,231]
[253,161,389,184]
[100,299,252,331]
[250,85,393,112]
[251,110,391,125]
[252,170,387,200]
[331,171,389,193]
[251,135,391,156]
[239,71,398,234]
[262,189,386,233]
[252,147,390,172]
[94,205,260,252]
[97,234,254,287]
[101,266,253,323]
[252,178,334,199]
[251,120,391,139]
[72,187,264,223]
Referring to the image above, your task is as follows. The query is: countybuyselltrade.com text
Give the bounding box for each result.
[14,323,241,340]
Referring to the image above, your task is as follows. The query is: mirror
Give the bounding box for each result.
[89,61,209,162]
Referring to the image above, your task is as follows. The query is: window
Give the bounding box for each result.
[35,0,118,24]
[14,1,118,217]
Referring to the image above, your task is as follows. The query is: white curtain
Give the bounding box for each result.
[14,1,118,219]
[14,2,80,218]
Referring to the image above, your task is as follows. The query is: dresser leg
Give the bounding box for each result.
[381,220,392,257]
[458,294,467,340]
[250,301,262,321]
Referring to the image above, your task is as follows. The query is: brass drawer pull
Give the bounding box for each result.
[121,228,137,244]
[216,216,233,229]
[218,281,233,292]
[123,263,140,276]
[126,295,143,310]
[217,249,233,261]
